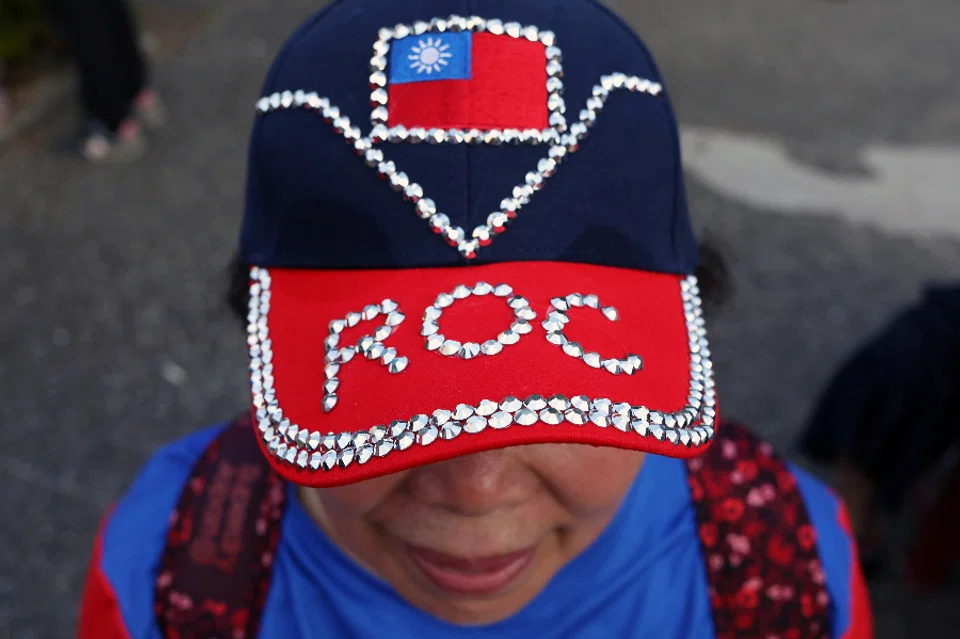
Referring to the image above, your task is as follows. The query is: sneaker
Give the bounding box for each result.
[80,118,146,163]
[133,88,167,130]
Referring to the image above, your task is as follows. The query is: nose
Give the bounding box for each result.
[406,448,540,516]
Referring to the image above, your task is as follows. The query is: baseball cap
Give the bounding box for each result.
[242,0,717,487]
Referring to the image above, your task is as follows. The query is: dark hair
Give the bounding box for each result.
[227,244,731,327]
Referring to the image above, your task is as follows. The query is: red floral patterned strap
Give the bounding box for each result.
[686,422,832,639]
[155,415,287,639]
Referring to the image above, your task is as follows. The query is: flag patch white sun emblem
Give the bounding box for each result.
[408,37,453,74]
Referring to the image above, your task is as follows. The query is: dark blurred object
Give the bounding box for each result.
[46,0,165,161]
[0,0,50,65]
[799,284,960,587]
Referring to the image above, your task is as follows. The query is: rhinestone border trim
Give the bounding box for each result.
[254,17,664,262]
[368,17,567,142]
[247,267,717,473]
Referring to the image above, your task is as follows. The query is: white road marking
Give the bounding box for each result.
[680,126,960,238]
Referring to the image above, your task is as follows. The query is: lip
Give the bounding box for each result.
[405,544,536,596]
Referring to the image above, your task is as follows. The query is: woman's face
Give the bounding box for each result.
[298,443,645,626]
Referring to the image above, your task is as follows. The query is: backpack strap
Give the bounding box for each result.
[686,422,832,639]
[155,415,287,639]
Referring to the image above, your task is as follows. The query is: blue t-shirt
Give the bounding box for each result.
[84,422,866,638]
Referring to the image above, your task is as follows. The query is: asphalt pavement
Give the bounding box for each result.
[1,0,959,637]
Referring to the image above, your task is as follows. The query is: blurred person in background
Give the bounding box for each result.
[46,0,165,162]
[76,1,871,637]
[800,284,960,579]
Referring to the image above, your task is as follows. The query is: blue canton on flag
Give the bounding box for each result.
[389,32,472,84]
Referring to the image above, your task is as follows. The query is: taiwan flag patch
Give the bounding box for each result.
[387,31,549,132]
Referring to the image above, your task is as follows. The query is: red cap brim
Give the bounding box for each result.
[247,261,716,487]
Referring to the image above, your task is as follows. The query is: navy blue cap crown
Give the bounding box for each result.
[241,0,696,274]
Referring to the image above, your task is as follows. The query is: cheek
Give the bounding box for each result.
[528,445,645,514]
[314,473,409,518]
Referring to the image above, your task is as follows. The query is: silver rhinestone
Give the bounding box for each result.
[612,402,631,417]
[408,127,427,143]
[588,401,610,419]
[580,294,598,309]
[323,379,339,395]
[453,404,475,420]
[627,354,643,371]
[436,293,454,308]
[513,408,537,426]
[409,414,429,433]
[612,413,630,432]
[481,340,503,356]
[322,395,338,412]
[507,295,528,309]
[329,319,346,334]
[337,448,357,468]
[404,183,424,201]
[544,395,569,412]
[336,431,354,451]
[632,419,649,436]
[358,335,375,354]
[388,420,408,437]
[452,284,472,299]
[664,414,678,429]
[476,399,499,417]
[319,449,337,471]
[540,407,564,425]
[373,325,391,341]
[423,306,442,322]
[369,425,387,443]
[464,415,487,434]
[649,411,665,425]
[510,320,532,335]
[346,312,362,327]
[322,433,337,451]
[421,321,440,336]
[602,359,622,375]
[427,128,445,144]
[571,396,590,412]
[417,425,439,446]
[267,437,281,454]
[375,440,395,457]
[473,281,493,296]
[647,424,667,441]
[589,410,609,427]
[550,297,569,312]
[562,341,583,358]
[565,408,588,425]
[397,430,416,450]
[440,340,461,356]
[425,333,445,351]
[459,342,481,360]
[524,395,547,411]
[385,311,405,327]
[600,306,620,322]
[487,19,505,35]
[309,451,323,470]
[387,356,408,374]
[441,422,463,440]
[484,130,504,145]
[515,307,536,321]
[545,331,567,346]
[665,429,680,445]
[542,318,564,332]
[500,396,522,412]
[416,198,436,219]
[353,431,371,448]
[491,283,512,298]
[412,20,429,34]
[582,352,602,368]
[356,444,375,464]
[498,330,520,346]
[432,409,452,427]
[430,213,451,233]
[364,149,384,168]
[489,411,512,429]
[689,430,701,446]
[566,293,583,307]
[619,358,636,375]
[539,30,556,46]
